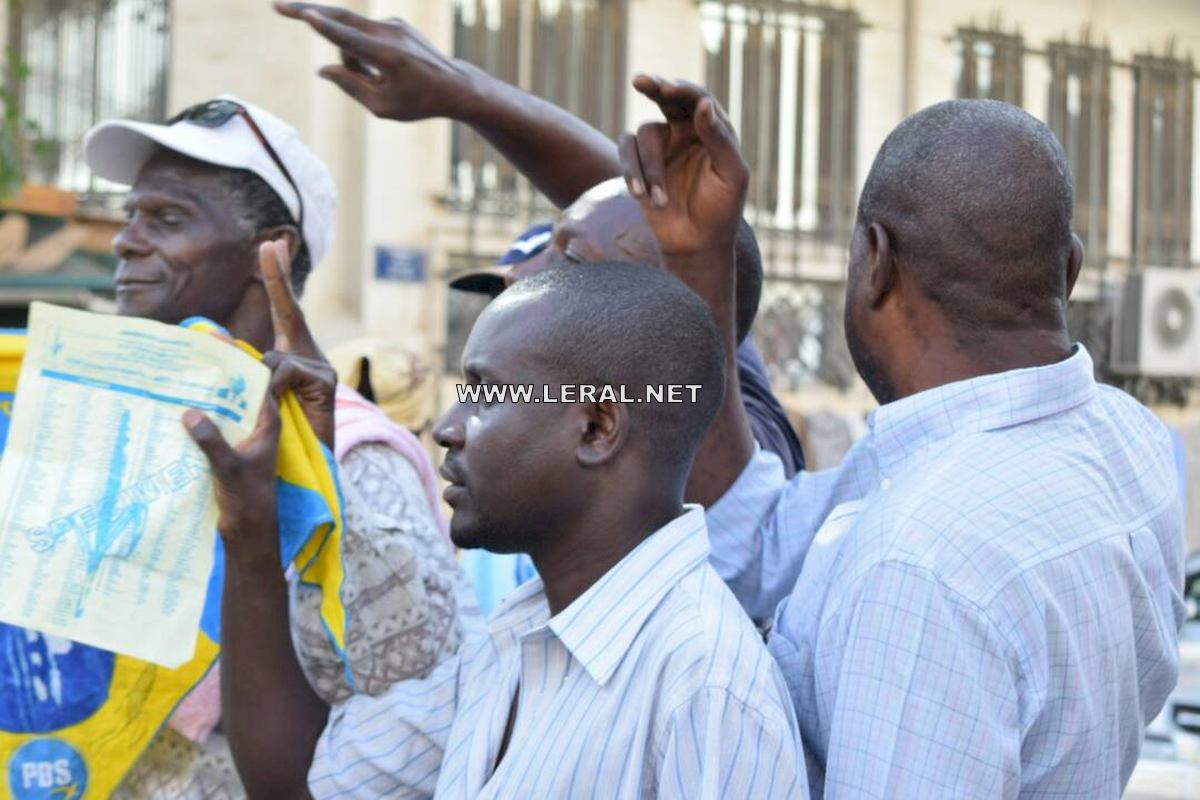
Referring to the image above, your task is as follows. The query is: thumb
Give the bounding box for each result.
[183,409,237,478]
[318,64,380,109]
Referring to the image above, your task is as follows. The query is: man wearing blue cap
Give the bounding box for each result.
[448,222,554,298]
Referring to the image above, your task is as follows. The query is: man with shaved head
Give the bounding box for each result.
[846,99,1083,403]
[620,83,1185,798]
[188,257,806,797]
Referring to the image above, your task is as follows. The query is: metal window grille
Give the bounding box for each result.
[9,0,170,204]
[954,26,1024,104]
[1132,50,1194,268]
[1046,39,1112,270]
[700,1,860,243]
[449,0,627,217]
[699,2,861,391]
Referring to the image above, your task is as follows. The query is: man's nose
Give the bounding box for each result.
[112,220,152,259]
[432,403,467,449]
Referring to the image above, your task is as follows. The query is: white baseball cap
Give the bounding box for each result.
[82,94,336,268]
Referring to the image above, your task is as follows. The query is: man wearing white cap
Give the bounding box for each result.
[83,96,479,799]
[84,96,330,333]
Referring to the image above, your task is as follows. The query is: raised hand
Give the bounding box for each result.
[620,78,757,508]
[274,2,475,122]
[258,240,337,449]
[618,76,749,259]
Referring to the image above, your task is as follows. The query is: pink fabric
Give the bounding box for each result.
[166,666,221,743]
[166,386,449,745]
[332,384,450,541]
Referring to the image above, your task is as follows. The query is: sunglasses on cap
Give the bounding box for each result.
[167,99,304,231]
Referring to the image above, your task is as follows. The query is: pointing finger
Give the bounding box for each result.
[274,1,378,30]
[260,240,317,357]
[296,7,393,63]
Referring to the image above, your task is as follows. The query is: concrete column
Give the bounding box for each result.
[901,0,918,117]
[626,0,702,126]
[355,0,455,357]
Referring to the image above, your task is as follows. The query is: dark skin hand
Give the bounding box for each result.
[617,77,756,505]
[183,240,334,800]
[273,1,619,207]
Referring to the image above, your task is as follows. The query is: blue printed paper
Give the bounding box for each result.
[0,303,269,667]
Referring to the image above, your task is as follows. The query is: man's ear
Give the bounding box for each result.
[864,222,897,309]
[575,400,628,468]
[1066,233,1084,297]
[252,226,301,276]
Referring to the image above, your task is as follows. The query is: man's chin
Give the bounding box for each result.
[115,292,173,322]
[448,513,488,551]
[449,528,483,550]
[448,515,521,554]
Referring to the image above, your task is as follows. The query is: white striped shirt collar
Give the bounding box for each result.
[869,344,1097,475]
[486,505,710,686]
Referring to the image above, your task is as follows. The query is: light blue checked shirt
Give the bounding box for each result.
[309,506,806,798]
[708,346,1187,798]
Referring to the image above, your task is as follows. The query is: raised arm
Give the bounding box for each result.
[617,77,755,505]
[183,242,335,798]
[274,2,619,208]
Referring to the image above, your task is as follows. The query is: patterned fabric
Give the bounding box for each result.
[309,507,807,799]
[706,345,1187,799]
[114,445,477,798]
[112,729,241,800]
[292,444,478,702]
[332,385,448,541]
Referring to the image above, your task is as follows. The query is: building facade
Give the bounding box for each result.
[3,0,1200,426]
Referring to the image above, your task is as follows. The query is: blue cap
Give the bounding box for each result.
[449,222,554,295]
[497,223,554,265]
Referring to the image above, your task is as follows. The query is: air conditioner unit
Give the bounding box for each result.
[1111,267,1200,377]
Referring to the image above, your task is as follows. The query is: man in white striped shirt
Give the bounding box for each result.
[184,249,805,794]
[619,81,1187,797]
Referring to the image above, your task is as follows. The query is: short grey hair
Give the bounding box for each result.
[221,168,312,295]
